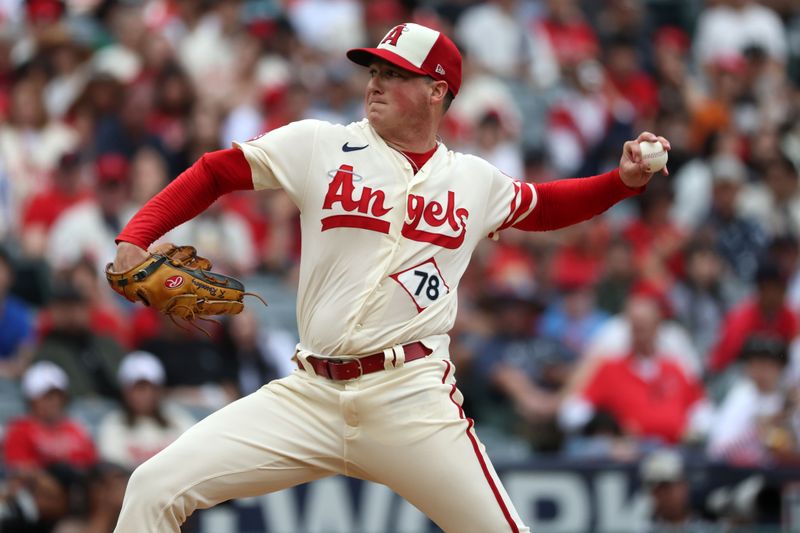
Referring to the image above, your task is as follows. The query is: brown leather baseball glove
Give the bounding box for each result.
[105,244,265,330]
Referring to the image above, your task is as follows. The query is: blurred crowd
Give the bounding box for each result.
[2,0,800,530]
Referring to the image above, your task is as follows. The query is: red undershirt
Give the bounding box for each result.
[117,148,642,249]
[400,145,438,174]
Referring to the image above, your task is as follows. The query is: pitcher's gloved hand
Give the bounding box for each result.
[106,243,265,330]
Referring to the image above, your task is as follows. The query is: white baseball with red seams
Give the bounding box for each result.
[639,140,668,173]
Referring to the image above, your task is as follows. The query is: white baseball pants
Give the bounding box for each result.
[113,355,529,532]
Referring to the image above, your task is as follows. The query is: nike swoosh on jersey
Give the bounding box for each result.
[342,142,369,152]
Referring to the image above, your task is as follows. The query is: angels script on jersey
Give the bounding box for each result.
[321,165,470,249]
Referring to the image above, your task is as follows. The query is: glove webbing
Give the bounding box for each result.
[108,256,168,289]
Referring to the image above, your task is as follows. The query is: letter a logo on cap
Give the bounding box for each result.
[381,24,406,47]
[347,22,463,96]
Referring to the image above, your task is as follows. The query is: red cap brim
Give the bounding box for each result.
[346,48,428,76]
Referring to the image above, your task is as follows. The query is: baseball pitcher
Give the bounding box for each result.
[109,22,670,533]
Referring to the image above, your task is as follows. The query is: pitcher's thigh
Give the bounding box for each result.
[115,375,340,532]
[353,359,529,533]
[375,417,529,533]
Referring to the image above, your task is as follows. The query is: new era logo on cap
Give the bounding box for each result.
[347,22,462,97]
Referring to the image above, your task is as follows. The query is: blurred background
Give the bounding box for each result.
[1,0,800,531]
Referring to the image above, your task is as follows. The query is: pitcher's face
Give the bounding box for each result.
[365,61,433,137]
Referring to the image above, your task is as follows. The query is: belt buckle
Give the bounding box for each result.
[327,357,363,380]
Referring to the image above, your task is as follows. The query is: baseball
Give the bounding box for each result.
[639,141,668,173]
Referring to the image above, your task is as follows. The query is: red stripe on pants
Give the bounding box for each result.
[442,360,520,533]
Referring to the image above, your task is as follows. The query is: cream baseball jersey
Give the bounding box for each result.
[234,118,537,357]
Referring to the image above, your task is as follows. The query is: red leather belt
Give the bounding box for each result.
[300,341,432,381]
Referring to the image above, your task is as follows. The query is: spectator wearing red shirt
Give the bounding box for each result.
[709,261,797,373]
[559,294,711,446]
[537,0,599,68]
[549,220,609,292]
[37,258,132,348]
[19,151,91,257]
[622,180,686,282]
[604,34,660,122]
[3,361,97,472]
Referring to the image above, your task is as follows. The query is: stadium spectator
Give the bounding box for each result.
[139,314,237,410]
[708,261,797,374]
[0,246,34,377]
[708,336,799,465]
[19,150,91,257]
[218,309,296,397]
[129,146,171,208]
[639,448,711,531]
[0,462,86,533]
[147,63,196,174]
[40,24,92,121]
[580,284,702,379]
[689,56,743,154]
[593,238,637,315]
[536,0,599,70]
[3,361,97,471]
[538,278,609,356]
[37,258,131,347]
[286,0,366,55]
[622,179,686,284]
[548,220,608,294]
[545,58,610,176]
[670,241,737,365]
[471,286,563,450]
[467,109,525,179]
[559,293,712,446]
[703,153,768,283]
[97,351,195,470]
[33,284,125,399]
[0,76,78,230]
[456,0,559,86]
[47,152,135,275]
[670,131,741,231]
[739,155,800,238]
[56,461,131,533]
[693,0,787,72]
[603,33,659,124]
[652,25,702,119]
[165,198,258,276]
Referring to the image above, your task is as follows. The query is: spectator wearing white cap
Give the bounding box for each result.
[96,351,195,470]
[3,361,97,471]
[639,448,710,532]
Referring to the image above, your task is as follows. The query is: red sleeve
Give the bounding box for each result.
[708,305,751,373]
[3,420,40,469]
[581,362,611,408]
[781,307,798,339]
[117,148,254,249]
[513,168,643,231]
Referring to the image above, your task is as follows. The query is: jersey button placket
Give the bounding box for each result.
[349,176,411,333]
[351,146,429,332]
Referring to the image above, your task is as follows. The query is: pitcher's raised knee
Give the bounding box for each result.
[114,458,196,533]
